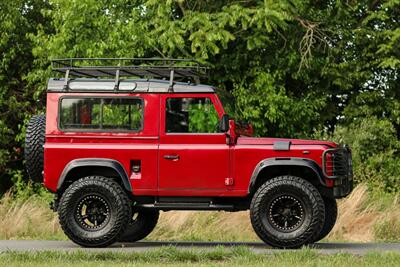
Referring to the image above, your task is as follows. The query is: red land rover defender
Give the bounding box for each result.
[25,58,353,248]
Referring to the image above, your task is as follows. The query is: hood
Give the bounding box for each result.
[236,136,337,147]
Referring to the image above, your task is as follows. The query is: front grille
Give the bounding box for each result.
[322,146,352,179]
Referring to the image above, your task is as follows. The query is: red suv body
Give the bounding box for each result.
[44,89,349,197]
[25,58,353,248]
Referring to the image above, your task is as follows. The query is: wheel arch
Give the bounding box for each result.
[248,158,325,195]
[57,158,132,193]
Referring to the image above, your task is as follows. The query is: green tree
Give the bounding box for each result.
[29,1,400,137]
[0,0,50,192]
[0,0,399,193]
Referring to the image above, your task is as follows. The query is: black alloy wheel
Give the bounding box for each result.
[58,176,131,247]
[267,194,305,232]
[75,195,111,231]
[250,175,325,248]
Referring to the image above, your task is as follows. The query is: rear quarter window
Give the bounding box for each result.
[59,97,143,132]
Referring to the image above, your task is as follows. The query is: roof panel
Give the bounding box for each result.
[47,78,215,93]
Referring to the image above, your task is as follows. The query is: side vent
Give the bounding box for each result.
[273,141,291,151]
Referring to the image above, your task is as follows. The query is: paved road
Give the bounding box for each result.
[0,240,399,255]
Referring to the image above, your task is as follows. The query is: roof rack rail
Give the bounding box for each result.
[51,58,208,91]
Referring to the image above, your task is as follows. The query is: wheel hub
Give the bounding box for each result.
[75,195,110,230]
[268,195,304,232]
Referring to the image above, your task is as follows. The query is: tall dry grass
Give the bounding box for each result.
[0,193,64,240]
[328,184,400,242]
[0,184,398,242]
[150,184,400,242]
[148,210,258,241]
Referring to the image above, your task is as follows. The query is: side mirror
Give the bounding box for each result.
[235,120,254,137]
[219,114,230,132]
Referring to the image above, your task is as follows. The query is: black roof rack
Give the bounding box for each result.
[51,58,208,91]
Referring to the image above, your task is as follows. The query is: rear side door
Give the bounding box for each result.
[158,94,230,195]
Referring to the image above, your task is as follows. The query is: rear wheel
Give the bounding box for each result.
[119,209,159,242]
[312,197,338,243]
[58,176,131,247]
[250,176,325,248]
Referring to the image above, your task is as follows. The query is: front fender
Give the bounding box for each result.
[248,157,325,193]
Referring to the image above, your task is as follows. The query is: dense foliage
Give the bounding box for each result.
[0,0,399,193]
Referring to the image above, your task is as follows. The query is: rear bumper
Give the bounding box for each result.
[323,145,353,198]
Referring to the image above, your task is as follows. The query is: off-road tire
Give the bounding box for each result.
[25,115,46,183]
[312,197,338,243]
[58,176,131,247]
[119,210,159,242]
[250,176,325,248]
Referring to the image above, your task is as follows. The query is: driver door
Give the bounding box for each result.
[158,94,230,195]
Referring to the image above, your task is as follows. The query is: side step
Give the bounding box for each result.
[136,202,235,211]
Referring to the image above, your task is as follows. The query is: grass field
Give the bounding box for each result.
[0,247,400,267]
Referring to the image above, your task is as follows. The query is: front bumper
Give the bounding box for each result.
[322,146,353,198]
[332,176,353,198]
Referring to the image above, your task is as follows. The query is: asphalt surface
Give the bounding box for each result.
[0,240,399,255]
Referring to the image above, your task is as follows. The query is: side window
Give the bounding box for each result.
[166,97,219,133]
[60,98,143,131]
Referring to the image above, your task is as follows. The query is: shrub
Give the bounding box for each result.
[322,117,400,193]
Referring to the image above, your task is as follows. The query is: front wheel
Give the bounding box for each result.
[250,176,325,248]
[58,176,131,247]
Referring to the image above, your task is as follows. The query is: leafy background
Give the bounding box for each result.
[0,0,399,194]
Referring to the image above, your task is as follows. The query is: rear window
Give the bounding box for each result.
[59,97,143,131]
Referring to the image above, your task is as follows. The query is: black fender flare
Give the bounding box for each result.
[57,158,132,192]
[248,157,325,193]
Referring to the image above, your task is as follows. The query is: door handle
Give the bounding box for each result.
[164,154,180,160]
